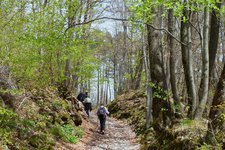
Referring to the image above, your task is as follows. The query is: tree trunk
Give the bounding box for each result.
[168,9,181,115]
[97,67,100,106]
[206,62,225,144]
[113,46,117,98]
[205,4,221,117]
[180,2,197,118]
[143,30,152,129]
[132,48,144,90]
[194,7,209,119]
[209,67,225,123]
[209,4,221,81]
[64,59,71,90]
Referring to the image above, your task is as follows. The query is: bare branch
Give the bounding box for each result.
[189,20,202,41]
[64,17,186,46]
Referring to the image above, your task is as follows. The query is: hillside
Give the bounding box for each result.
[0,84,86,149]
[108,90,224,150]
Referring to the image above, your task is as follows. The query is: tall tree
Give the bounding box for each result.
[168,9,181,115]
[208,3,222,82]
[180,0,197,118]
[194,7,210,119]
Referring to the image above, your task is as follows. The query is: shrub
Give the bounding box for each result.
[51,124,83,143]
[0,107,17,145]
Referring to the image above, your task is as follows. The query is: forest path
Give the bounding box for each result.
[73,112,140,150]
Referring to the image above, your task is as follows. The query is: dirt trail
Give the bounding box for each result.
[74,112,140,150]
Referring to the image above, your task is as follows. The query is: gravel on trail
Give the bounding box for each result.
[73,112,140,150]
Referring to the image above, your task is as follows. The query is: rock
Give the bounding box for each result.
[0,92,17,109]
[60,112,70,123]
[77,101,84,111]
[71,113,82,126]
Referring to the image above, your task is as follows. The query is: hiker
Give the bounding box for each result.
[97,103,109,134]
[83,96,92,117]
[77,91,86,103]
[84,91,88,98]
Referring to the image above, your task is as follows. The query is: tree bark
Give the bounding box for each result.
[194,7,209,119]
[143,30,152,129]
[132,48,144,90]
[207,62,225,143]
[168,9,181,115]
[209,4,221,81]
[180,1,197,118]
[204,4,221,117]
[64,59,71,90]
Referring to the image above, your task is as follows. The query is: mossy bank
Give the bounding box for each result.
[107,90,224,150]
[0,86,85,150]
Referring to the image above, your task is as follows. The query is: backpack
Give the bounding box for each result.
[98,107,105,117]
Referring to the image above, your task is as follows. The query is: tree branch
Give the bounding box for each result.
[64,17,186,46]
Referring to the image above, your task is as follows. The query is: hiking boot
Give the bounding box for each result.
[101,130,105,134]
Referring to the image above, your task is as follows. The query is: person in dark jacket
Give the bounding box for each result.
[83,96,92,117]
[77,92,86,103]
[97,103,109,134]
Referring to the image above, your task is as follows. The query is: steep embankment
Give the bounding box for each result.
[107,90,220,150]
[108,90,146,135]
[0,84,86,149]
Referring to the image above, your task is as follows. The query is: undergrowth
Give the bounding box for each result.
[0,87,84,149]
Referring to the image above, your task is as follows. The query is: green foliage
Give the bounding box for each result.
[0,0,101,88]
[149,82,168,101]
[180,118,194,126]
[0,107,17,145]
[198,144,222,150]
[0,88,24,96]
[50,99,71,114]
[129,0,223,27]
[22,119,36,128]
[29,133,55,149]
[51,124,83,143]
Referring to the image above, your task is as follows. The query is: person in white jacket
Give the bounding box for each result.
[83,97,92,117]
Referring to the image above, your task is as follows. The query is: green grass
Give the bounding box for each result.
[51,124,83,143]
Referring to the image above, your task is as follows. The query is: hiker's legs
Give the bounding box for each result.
[100,117,106,132]
[85,109,89,117]
[103,117,106,131]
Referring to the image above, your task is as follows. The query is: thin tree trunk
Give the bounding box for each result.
[97,67,100,106]
[113,49,117,98]
[168,9,181,115]
[195,7,210,119]
[132,48,144,90]
[64,59,71,90]
[143,30,152,129]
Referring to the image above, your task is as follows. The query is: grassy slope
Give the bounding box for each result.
[0,87,85,150]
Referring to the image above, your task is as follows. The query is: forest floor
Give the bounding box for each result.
[64,111,140,150]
